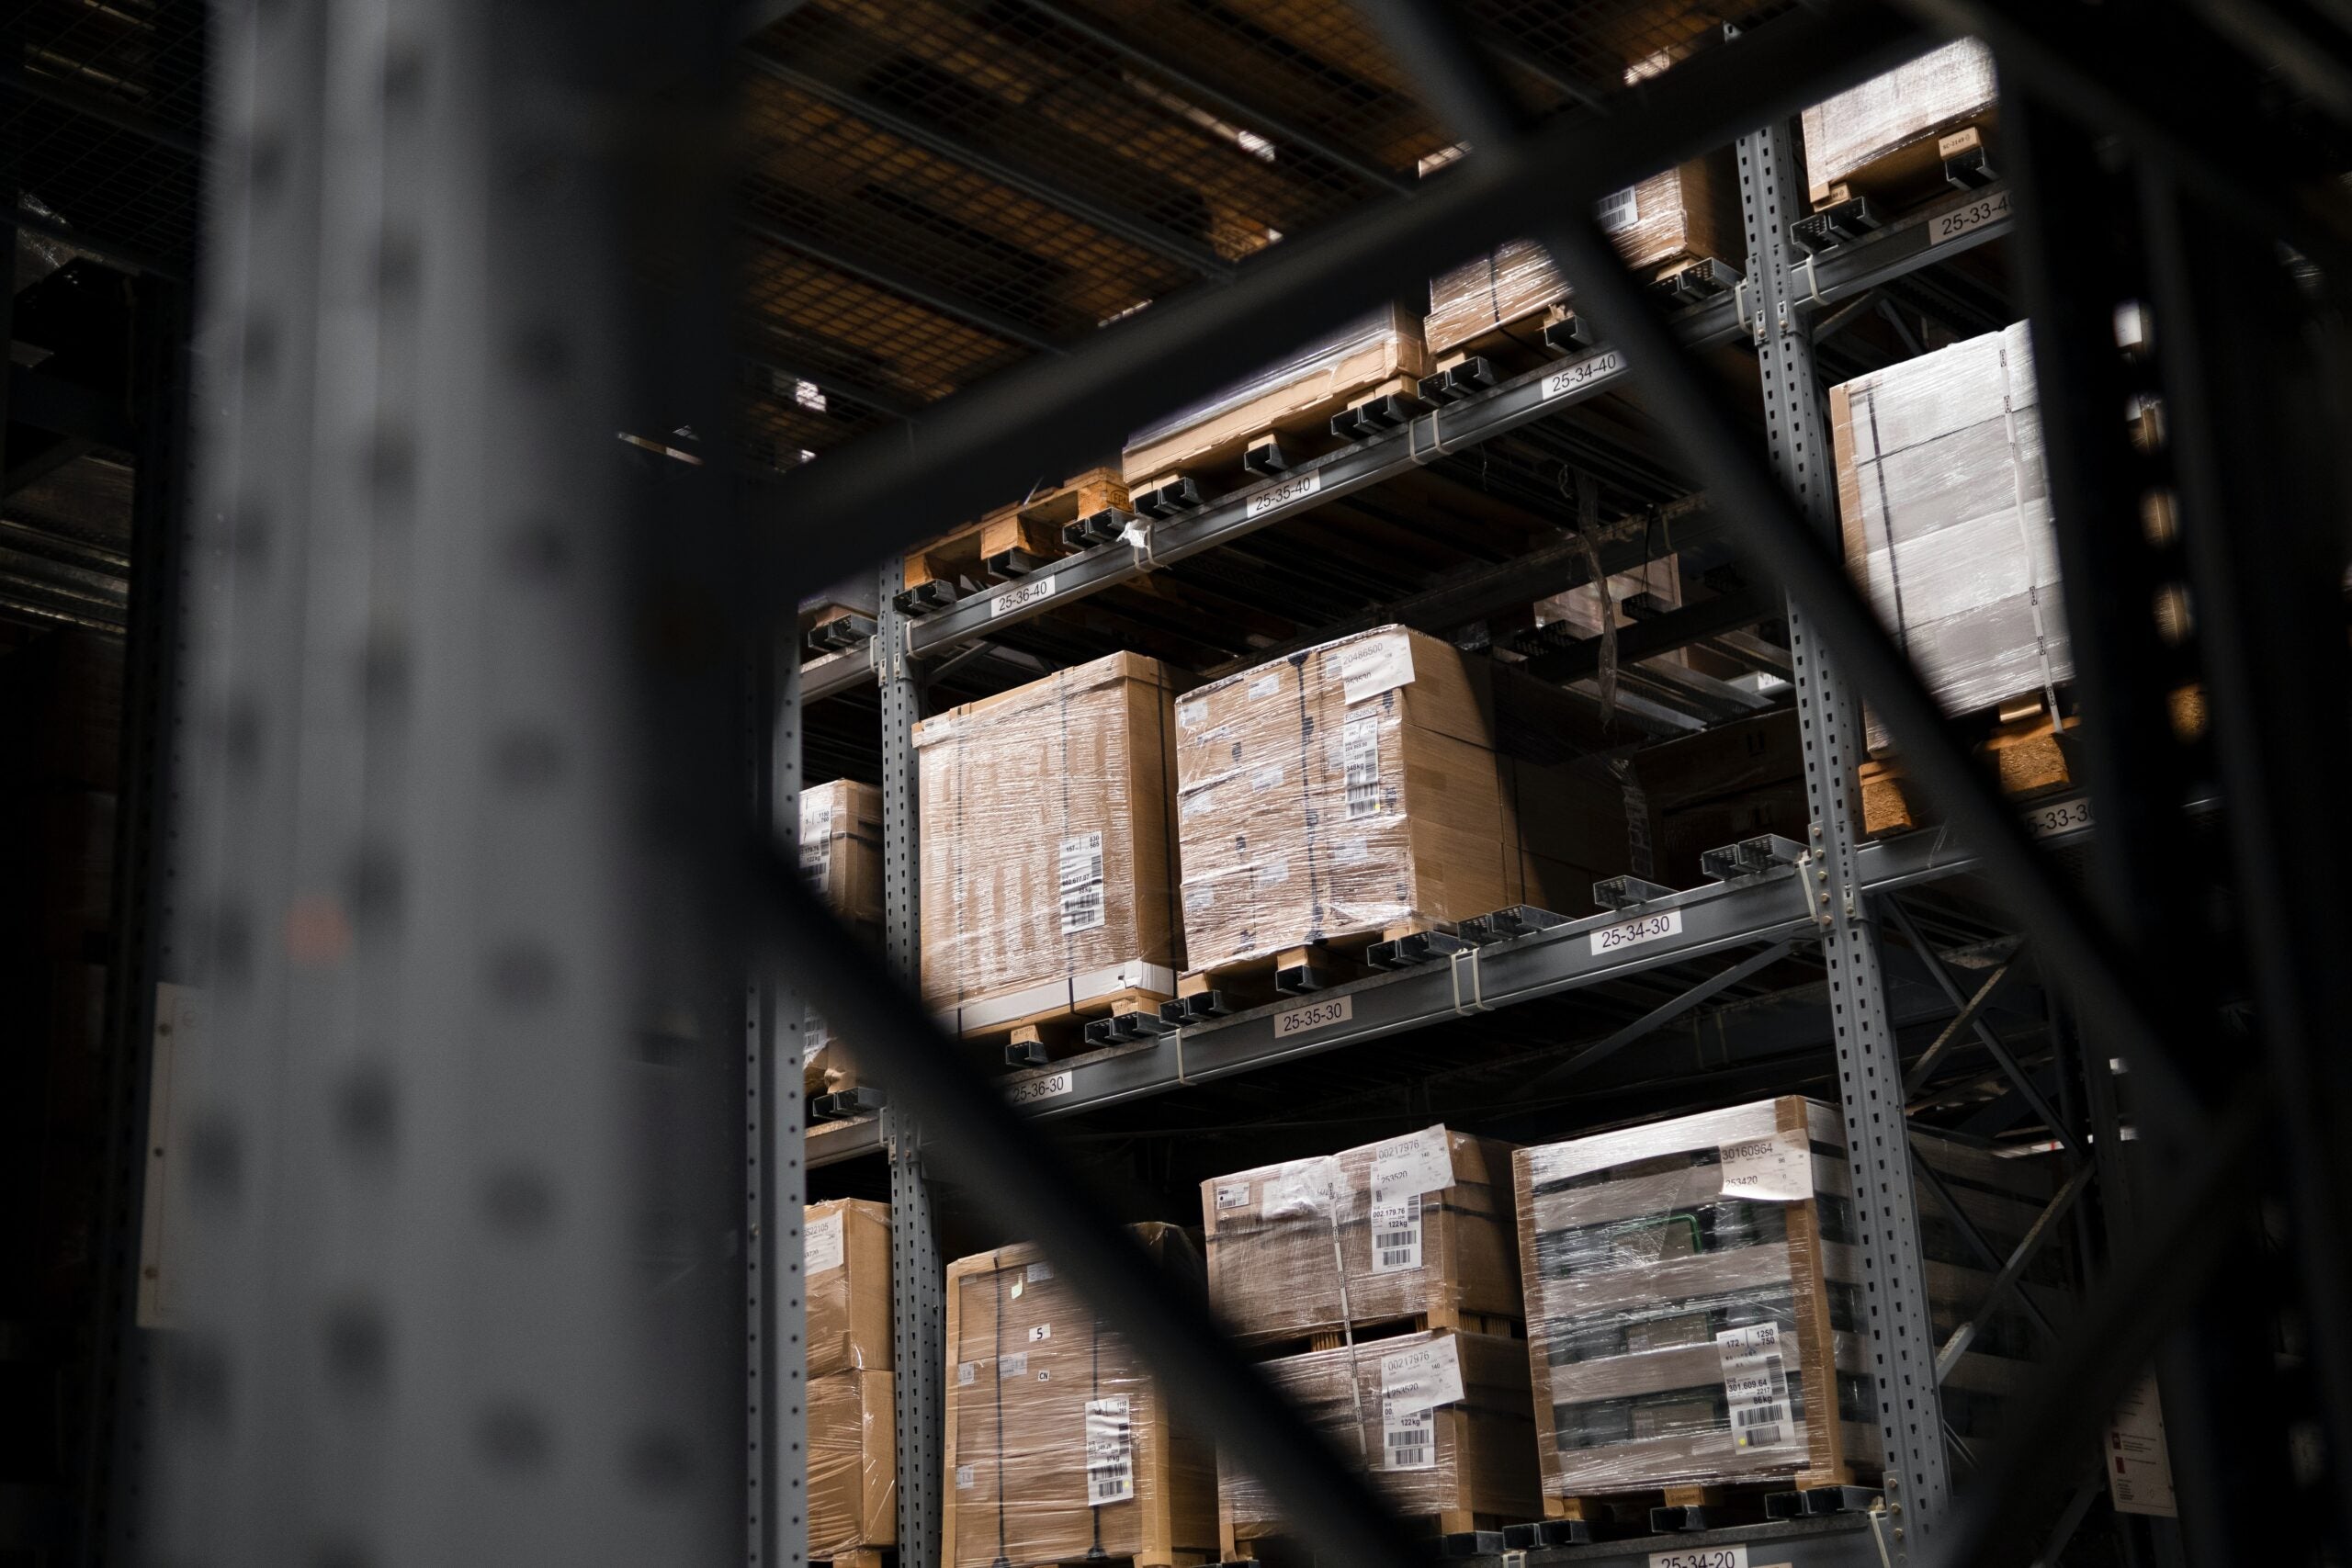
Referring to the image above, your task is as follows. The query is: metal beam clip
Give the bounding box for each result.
[1449,945,1488,1016]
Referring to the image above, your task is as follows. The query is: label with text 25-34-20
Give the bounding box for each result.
[1648,1547,1747,1568]
[1272,994,1353,1039]
[1590,907,1682,955]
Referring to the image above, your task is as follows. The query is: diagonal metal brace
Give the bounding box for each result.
[1902,950,2020,1099]
[1885,897,2081,1156]
[1933,1163,2092,1382]
[1523,939,1798,1094]
[1909,1137,2067,1350]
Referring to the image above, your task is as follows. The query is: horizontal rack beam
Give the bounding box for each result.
[800,179,2013,705]
[805,784,2091,1165]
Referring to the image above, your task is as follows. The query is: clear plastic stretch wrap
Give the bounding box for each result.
[1512,1098,2072,1499]
[1122,302,1429,482]
[1218,1331,1543,1541]
[802,779,883,1096]
[1833,322,2068,747]
[807,1199,892,1379]
[944,1226,1219,1568]
[916,652,1182,1028]
[811,1370,898,1556]
[1201,1125,1521,1346]
[1801,39,1996,197]
[1174,626,1631,970]
[1424,160,1734,357]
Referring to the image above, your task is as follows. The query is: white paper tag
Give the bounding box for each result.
[992,573,1056,616]
[1248,673,1282,700]
[1343,714,1382,818]
[1717,1130,1814,1203]
[958,1361,978,1385]
[1250,763,1284,792]
[1028,1262,1054,1281]
[1370,1126,1453,1203]
[1183,884,1214,914]
[1027,1324,1052,1343]
[2106,1371,2178,1517]
[1338,633,1416,705]
[1542,350,1623,401]
[1369,1191,1423,1273]
[1010,1276,1023,1299]
[1591,908,1682,955]
[1086,1395,1136,1506]
[1649,1547,1747,1568]
[1716,1323,1794,1451]
[1177,697,1208,729]
[1008,1070,1074,1107]
[1000,1351,1029,1379]
[1382,1393,1435,1471]
[1260,1156,1341,1218]
[1246,468,1321,520]
[1272,994,1352,1038]
[1595,185,1640,234]
[1182,789,1220,820]
[799,802,833,876]
[1215,1181,1250,1211]
[805,1211,845,1274]
[956,1463,976,1490]
[1331,838,1372,866]
[1057,831,1106,933]
[1381,1337,1465,1412]
[1254,856,1289,888]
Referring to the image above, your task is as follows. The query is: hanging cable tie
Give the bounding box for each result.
[1797,251,1826,309]
[1120,516,1159,573]
[1173,1024,1190,1086]
[1450,946,1488,1015]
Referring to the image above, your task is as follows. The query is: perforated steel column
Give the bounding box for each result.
[1737,119,1952,1545]
[878,559,944,1568]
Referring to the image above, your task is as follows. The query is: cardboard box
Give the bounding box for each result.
[1218,1330,1541,1546]
[1802,39,1996,204]
[808,1199,892,1378]
[916,653,1182,1028]
[944,1226,1218,1568]
[811,1370,898,1556]
[803,779,884,938]
[1201,1126,1521,1346]
[1512,1098,2066,1502]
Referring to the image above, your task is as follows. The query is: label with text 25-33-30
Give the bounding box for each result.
[1272,994,1353,1039]
[1590,907,1682,955]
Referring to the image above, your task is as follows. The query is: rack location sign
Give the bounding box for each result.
[1649,1547,1747,1568]
[1246,468,1322,520]
[1542,350,1622,401]
[1007,1071,1074,1107]
[1272,994,1353,1039]
[1932,187,2011,246]
[1591,908,1682,955]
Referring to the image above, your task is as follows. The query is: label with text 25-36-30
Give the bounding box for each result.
[1590,907,1682,955]
[1272,994,1353,1039]
[1007,1071,1074,1107]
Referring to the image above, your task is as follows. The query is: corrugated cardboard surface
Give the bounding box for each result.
[808,1198,893,1378]
[916,652,1182,1011]
[1217,1330,1541,1535]
[810,1369,898,1556]
[944,1225,1218,1568]
[803,778,884,936]
[1202,1129,1521,1344]
[1801,38,1996,195]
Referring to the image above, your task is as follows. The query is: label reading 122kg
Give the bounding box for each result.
[1591,908,1683,955]
[1542,351,1623,401]
[1649,1548,1747,1568]
[1246,468,1322,520]
[1008,1071,1075,1107]
[1272,994,1353,1039]
[992,573,1057,616]
[2025,794,2093,840]
[1932,187,2011,246]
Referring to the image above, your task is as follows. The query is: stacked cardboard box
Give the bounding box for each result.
[944,1226,1217,1568]
[1172,626,1630,973]
[1802,39,1996,206]
[916,652,1183,1032]
[1511,1098,2067,1506]
[808,1199,896,1558]
[1832,321,2067,747]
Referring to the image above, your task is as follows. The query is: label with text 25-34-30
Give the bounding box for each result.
[1590,907,1682,955]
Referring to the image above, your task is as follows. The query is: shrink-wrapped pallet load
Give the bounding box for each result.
[1801,39,1997,206]
[944,1226,1218,1568]
[916,652,1183,1033]
[810,1371,898,1560]
[1512,1098,2068,1506]
[807,1199,893,1378]
[1200,1125,1521,1347]
[801,780,883,1100]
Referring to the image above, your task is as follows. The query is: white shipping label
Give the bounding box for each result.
[2106,1372,2178,1517]
[1260,1156,1342,1218]
[799,803,834,876]
[1254,856,1289,888]
[1380,1335,1465,1412]
[805,1211,845,1274]
[1215,1181,1251,1211]
[1008,1070,1074,1107]
[1028,1324,1052,1342]
[1250,763,1285,792]
[1717,1130,1814,1203]
[1594,185,1640,234]
[1246,468,1321,520]
[992,573,1057,616]
[956,1464,976,1491]
[1370,1126,1453,1203]
[1183,883,1215,914]
[1339,632,1416,705]
[1343,715,1382,819]
[1000,1351,1029,1379]
[1177,697,1208,729]
[1649,1547,1747,1568]
[1086,1396,1136,1506]
[1248,673,1283,701]
[1381,1393,1436,1472]
[1542,349,1623,401]
[1331,838,1373,866]
[1590,908,1682,955]
[1009,1276,1023,1299]
[1272,994,1352,1039]
[1027,1262,1054,1282]
[1057,831,1107,934]
[1369,1192,1423,1274]
[959,1361,978,1385]
[1715,1323,1795,1452]
[1182,789,1220,820]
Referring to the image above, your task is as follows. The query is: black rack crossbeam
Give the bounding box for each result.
[741,214,1069,355]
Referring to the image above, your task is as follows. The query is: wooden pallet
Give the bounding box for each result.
[1224,1507,1506,1563]
[1544,1479,1838,1535]
[956,983,1171,1062]
[1858,699,2075,838]
[901,468,1130,602]
[1424,255,1739,384]
[1173,919,1451,1014]
[1266,1307,1521,1360]
[813,1551,890,1568]
[1811,115,1996,214]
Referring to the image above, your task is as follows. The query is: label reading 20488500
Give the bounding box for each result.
[1591,908,1683,955]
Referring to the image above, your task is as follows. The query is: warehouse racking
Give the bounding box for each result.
[53,4,2352,1568]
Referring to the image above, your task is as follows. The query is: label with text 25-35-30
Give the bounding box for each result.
[1590,908,1682,955]
[1272,994,1353,1039]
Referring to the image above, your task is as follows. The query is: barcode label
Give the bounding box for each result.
[958,1362,977,1385]
[1058,831,1106,933]
[1215,1181,1250,1210]
[1000,1351,1028,1379]
[1248,673,1282,700]
[799,803,833,876]
[1343,715,1381,819]
[956,1464,975,1491]
[1086,1396,1136,1506]
[1250,763,1284,792]
[1370,1191,1423,1273]
[1595,185,1640,234]
[1383,1393,1435,1472]
[1715,1323,1794,1451]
